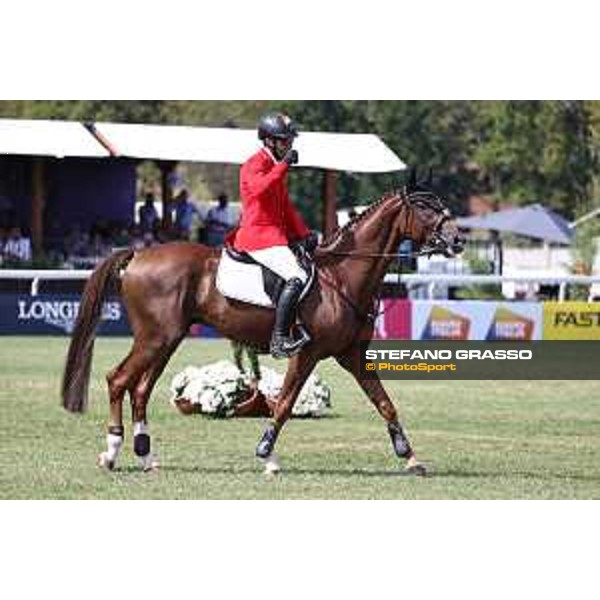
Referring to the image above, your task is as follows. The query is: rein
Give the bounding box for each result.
[316,255,407,325]
[312,189,450,324]
[316,268,380,324]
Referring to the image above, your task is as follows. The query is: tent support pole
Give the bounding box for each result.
[31,157,46,257]
[158,160,177,228]
[322,169,338,237]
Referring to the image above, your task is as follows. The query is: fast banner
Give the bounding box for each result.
[412,301,543,341]
[543,302,600,340]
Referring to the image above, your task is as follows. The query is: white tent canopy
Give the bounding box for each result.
[0,119,109,158]
[91,121,406,173]
[0,118,405,173]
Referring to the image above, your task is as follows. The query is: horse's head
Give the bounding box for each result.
[402,169,465,258]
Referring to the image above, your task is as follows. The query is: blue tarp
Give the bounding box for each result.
[457,204,573,245]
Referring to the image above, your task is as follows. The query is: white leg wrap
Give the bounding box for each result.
[105,433,123,462]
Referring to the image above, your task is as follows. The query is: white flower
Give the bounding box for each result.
[169,361,332,418]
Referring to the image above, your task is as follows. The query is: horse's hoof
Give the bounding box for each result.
[404,462,428,477]
[97,452,114,471]
[263,453,281,476]
[142,456,160,473]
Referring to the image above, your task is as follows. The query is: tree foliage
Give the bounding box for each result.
[1,100,599,223]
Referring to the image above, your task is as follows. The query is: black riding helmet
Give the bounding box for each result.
[258,113,298,141]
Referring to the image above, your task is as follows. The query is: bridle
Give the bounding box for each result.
[323,189,454,261]
[314,189,455,324]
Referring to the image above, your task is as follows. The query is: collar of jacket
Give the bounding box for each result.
[260,146,283,165]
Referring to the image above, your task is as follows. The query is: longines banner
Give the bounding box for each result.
[543,302,600,340]
[412,301,543,341]
[0,294,131,335]
[360,340,600,380]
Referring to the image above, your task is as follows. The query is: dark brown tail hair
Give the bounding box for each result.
[61,249,133,413]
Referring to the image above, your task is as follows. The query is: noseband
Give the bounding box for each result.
[418,206,453,257]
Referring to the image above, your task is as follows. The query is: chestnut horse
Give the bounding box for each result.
[62,174,464,474]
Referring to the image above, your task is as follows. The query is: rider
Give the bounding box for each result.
[227,113,317,359]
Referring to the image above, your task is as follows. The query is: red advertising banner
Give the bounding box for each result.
[373,299,411,339]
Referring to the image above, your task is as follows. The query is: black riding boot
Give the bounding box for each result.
[270,277,310,359]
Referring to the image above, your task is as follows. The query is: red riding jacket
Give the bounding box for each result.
[227,148,310,252]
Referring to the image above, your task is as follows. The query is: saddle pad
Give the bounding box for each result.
[216,250,276,308]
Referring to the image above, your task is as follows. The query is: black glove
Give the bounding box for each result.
[292,231,318,254]
[303,231,319,253]
[283,149,299,165]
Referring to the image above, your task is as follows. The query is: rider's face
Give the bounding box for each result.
[269,137,293,161]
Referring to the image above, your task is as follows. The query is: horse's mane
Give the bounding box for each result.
[320,189,405,249]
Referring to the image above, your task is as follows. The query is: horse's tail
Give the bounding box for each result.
[61,249,133,413]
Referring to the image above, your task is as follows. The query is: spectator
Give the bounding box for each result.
[112,224,132,248]
[72,232,91,257]
[139,193,159,233]
[205,193,236,247]
[89,232,109,257]
[0,227,6,264]
[172,188,199,240]
[3,226,32,262]
[129,224,146,250]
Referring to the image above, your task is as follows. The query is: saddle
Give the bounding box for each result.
[216,245,315,309]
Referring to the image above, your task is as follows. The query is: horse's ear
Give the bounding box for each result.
[407,167,417,190]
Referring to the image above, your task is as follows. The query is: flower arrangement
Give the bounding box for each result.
[169,360,331,418]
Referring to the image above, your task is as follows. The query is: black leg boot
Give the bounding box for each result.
[270,277,310,359]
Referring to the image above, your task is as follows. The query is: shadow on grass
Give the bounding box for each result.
[111,463,600,483]
[430,468,600,483]
[114,464,414,478]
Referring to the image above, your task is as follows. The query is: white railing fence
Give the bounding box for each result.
[384,273,600,301]
[0,269,92,295]
[2,269,600,300]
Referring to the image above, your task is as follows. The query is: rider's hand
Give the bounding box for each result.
[283,149,299,165]
[303,231,319,253]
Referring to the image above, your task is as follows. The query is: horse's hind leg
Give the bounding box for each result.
[335,344,426,476]
[98,350,137,470]
[129,334,185,471]
[99,339,172,470]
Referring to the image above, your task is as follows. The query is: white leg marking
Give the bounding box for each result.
[263,453,282,476]
[98,433,123,469]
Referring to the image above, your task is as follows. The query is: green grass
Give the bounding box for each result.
[1,336,600,499]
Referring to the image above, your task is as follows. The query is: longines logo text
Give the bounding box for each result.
[17,300,121,333]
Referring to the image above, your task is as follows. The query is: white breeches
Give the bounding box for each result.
[248,246,308,283]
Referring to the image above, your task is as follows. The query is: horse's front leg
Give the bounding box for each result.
[256,353,317,474]
[336,344,427,476]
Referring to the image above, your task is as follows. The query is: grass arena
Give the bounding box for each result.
[2,336,600,500]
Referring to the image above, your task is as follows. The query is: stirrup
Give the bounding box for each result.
[270,325,310,359]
